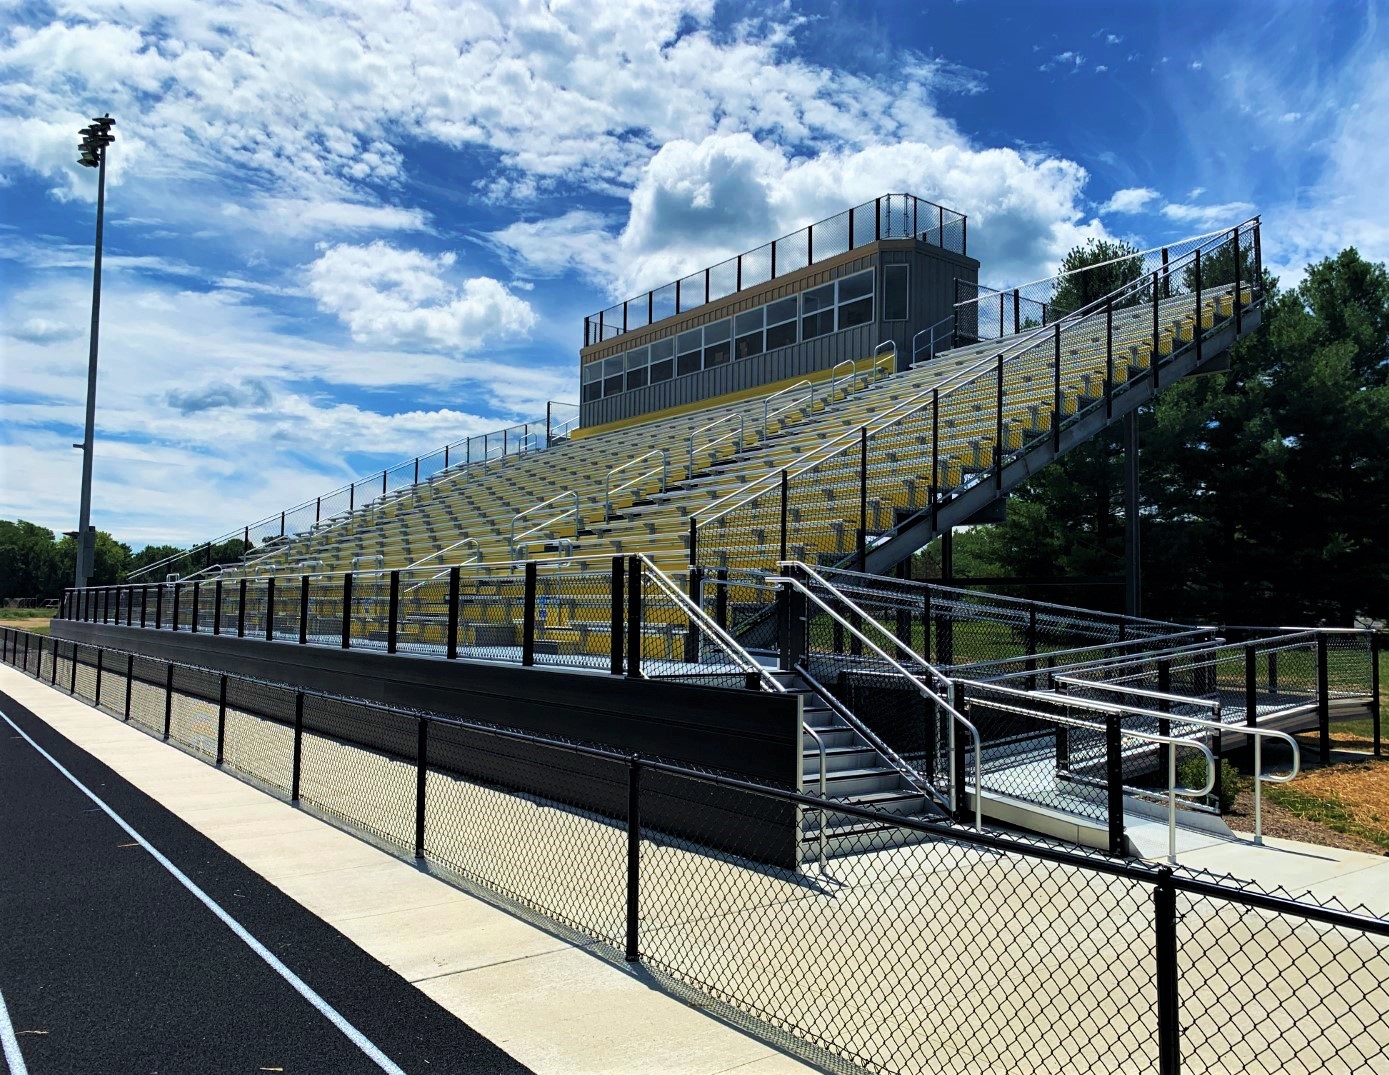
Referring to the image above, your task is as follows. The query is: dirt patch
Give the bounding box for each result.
[0,617,51,635]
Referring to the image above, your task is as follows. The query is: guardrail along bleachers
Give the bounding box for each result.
[216,352,895,581]
[695,224,1260,575]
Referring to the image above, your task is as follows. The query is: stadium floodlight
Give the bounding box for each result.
[73,112,116,588]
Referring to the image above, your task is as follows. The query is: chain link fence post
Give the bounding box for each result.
[341,572,353,649]
[1106,711,1125,856]
[415,717,429,858]
[162,662,174,740]
[1154,868,1181,1075]
[609,556,624,676]
[625,753,642,963]
[216,674,227,765]
[1317,632,1330,765]
[291,691,304,801]
[626,556,643,679]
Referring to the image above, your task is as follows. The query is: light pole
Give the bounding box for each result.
[74,113,115,588]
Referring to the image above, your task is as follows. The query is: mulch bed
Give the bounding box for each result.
[1223,753,1389,856]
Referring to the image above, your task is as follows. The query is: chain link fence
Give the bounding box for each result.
[3,624,1389,1075]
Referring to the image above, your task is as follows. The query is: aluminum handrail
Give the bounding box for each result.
[782,561,953,686]
[912,314,955,363]
[406,537,480,572]
[509,490,581,557]
[959,629,1216,678]
[686,412,743,481]
[1057,677,1299,846]
[802,719,829,873]
[817,564,1190,632]
[696,223,1256,530]
[761,379,814,439]
[633,554,784,694]
[402,538,482,598]
[604,449,669,521]
[828,350,893,398]
[960,679,1216,862]
[768,572,983,830]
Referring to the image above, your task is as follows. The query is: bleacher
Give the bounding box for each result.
[224,282,1252,588]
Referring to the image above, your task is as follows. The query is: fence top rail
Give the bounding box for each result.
[695,220,1258,530]
[963,629,1218,677]
[1054,676,1222,713]
[9,620,1389,932]
[67,557,652,598]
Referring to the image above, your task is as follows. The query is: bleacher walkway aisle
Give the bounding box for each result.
[0,664,816,1075]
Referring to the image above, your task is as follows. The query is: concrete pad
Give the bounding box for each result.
[272,858,468,922]
[329,898,574,982]
[418,946,782,1075]
[214,826,390,878]
[1179,831,1387,895]
[170,799,326,841]
[1301,859,1389,916]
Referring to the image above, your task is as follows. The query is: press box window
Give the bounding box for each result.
[838,270,874,327]
[581,361,602,403]
[883,264,909,321]
[703,319,731,367]
[602,355,625,397]
[735,308,764,360]
[801,282,836,340]
[765,297,798,350]
[625,346,649,391]
[648,339,675,384]
[676,329,703,376]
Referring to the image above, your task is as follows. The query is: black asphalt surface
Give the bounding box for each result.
[0,689,534,1075]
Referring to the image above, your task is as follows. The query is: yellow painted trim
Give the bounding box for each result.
[572,352,893,441]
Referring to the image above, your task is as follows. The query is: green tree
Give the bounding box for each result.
[1050,238,1146,317]
[962,244,1389,626]
[0,520,64,600]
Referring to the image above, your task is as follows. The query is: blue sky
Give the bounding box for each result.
[2,0,1386,549]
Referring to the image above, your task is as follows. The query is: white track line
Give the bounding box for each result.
[0,707,409,1075]
[0,981,29,1075]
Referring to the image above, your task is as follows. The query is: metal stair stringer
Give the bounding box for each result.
[861,303,1263,575]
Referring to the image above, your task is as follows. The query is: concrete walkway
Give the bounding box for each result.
[0,664,817,1075]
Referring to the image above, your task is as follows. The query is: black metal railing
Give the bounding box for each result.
[59,558,767,692]
[951,223,1255,344]
[5,623,1389,1075]
[584,193,967,347]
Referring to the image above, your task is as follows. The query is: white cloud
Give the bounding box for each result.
[493,133,1108,297]
[0,0,967,235]
[1101,187,1160,214]
[306,241,537,351]
[0,272,572,542]
[1160,200,1257,228]
[1038,51,1086,73]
